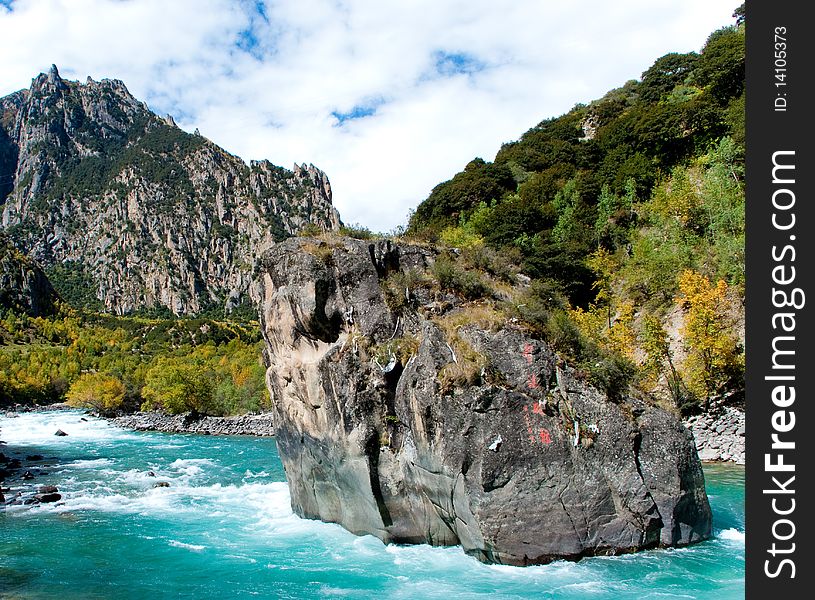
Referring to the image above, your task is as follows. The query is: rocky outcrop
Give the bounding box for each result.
[254,237,712,565]
[685,406,745,464]
[0,233,57,316]
[112,411,275,436]
[0,66,340,315]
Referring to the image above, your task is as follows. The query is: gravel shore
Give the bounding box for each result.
[684,406,745,464]
[110,411,275,437]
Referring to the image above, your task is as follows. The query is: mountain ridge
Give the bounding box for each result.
[0,65,340,316]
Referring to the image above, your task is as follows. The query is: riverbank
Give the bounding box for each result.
[684,406,745,464]
[3,405,276,437]
[110,411,275,437]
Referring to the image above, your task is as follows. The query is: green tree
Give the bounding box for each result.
[694,27,745,103]
[141,357,213,415]
[594,179,635,247]
[733,3,745,26]
[638,52,698,103]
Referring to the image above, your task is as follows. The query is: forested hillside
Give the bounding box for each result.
[406,7,745,414]
[0,304,267,416]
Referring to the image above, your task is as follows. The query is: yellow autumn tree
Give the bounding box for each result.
[141,358,211,415]
[66,372,126,415]
[570,300,636,362]
[675,269,743,409]
[571,248,636,361]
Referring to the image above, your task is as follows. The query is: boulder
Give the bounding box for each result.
[34,486,61,503]
[253,238,713,565]
[54,429,68,437]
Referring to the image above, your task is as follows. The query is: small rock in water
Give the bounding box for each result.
[22,470,35,480]
[81,418,88,422]
[35,492,61,503]
[54,429,68,437]
[34,485,62,503]
[154,481,171,488]
[146,471,156,477]
[26,454,44,461]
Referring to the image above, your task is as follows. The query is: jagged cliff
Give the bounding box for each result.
[253,237,712,565]
[0,65,340,315]
[0,233,57,317]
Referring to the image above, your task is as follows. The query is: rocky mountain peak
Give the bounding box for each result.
[0,68,341,315]
[47,63,61,83]
[30,63,68,94]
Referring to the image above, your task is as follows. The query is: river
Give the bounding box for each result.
[0,410,744,599]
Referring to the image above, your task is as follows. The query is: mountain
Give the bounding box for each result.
[408,23,744,305]
[0,232,57,318]
[0,65,340,316]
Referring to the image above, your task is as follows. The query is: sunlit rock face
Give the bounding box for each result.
[0,233,57,317]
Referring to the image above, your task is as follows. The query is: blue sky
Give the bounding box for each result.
[0,0,738,231]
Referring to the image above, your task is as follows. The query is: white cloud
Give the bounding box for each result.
[0,0,739,231]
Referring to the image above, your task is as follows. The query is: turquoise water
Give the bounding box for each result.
[1,411,744,599]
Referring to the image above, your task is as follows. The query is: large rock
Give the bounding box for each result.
[34,485,61,503]
[254,237,712,565]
